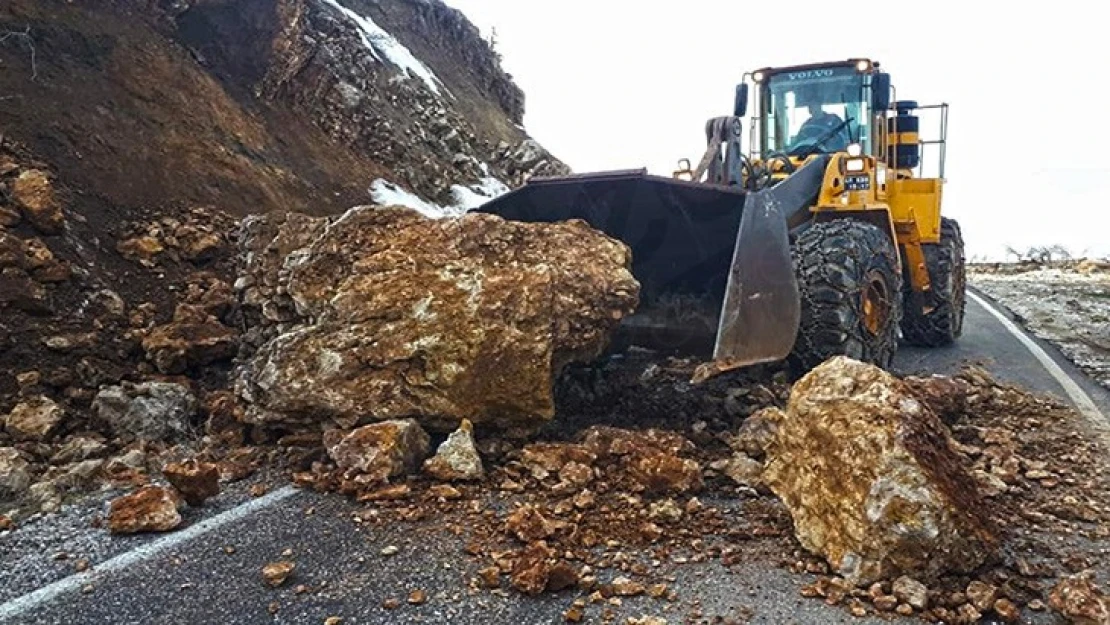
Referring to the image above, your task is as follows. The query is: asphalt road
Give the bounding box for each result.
[1,290,1106,625]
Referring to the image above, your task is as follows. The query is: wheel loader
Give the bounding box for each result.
[475,58,965,379]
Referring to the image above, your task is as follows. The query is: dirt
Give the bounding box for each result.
[969,260,1110,390]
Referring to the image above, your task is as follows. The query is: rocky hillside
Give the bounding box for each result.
[0,0,567,487]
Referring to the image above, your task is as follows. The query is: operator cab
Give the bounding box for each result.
[738,59,890,162]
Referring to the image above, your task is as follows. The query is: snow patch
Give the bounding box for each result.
[318,0,449,98]
[369,171,510,219]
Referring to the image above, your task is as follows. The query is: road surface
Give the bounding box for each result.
[1,289,1106,625]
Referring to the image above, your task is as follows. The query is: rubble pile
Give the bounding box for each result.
[233,205,641,434]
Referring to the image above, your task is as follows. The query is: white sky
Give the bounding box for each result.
[443,0,1110,261]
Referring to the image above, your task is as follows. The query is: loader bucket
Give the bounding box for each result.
[474,158,828,368]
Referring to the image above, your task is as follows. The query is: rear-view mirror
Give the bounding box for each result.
[734,83,748,117]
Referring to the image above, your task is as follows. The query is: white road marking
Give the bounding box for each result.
[969,290,1107,426]
[0,485,300,622]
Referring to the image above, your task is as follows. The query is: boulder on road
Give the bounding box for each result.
[762,356,999,587]
[234,206,639,433]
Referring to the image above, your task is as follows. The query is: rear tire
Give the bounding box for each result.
[900,217,966,346]
[788,219,903,373]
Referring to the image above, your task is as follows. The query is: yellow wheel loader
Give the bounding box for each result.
[476,58,964,378]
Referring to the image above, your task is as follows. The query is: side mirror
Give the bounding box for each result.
[872,72,891,112]
[733,83,749,117]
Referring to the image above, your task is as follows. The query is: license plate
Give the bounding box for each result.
[845,175,870,190]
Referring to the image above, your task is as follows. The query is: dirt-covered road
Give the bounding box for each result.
[2,294,1108,625]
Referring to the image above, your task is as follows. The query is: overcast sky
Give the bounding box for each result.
[443,0,1109,261]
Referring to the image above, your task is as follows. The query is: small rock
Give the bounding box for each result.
[380,545,399,556]
[162,459,220,506]
[609,576,645,597]
[324,618,342,625]
[1049,571,1110,624]
[506,505,556,543]
[511,541,555,596]
[116,236,164,265]
[0,515,12,531]
[892,576,929,610]
[478,566,501,588]
[894,603,914,616]
[107,486,183,534]
[249,484,268,497]
[993,598,1020,623]
[262,561,295,587]
[0,447,32,497]
[408,589,426,605]
[965,580,997,612]
[324,419,430,486]
[648,499,683,524]
[428,484,461,499]
[1027,599,1046,611]
[5,395,64,441]
[731,407,783,459]
[872,595,898,612]
[423,419,484,481]
[722,451,763,490]
[75,559,90,573]
[12,169,64,234]
[382,598,401,610]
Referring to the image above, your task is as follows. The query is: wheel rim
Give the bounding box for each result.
[861,271,891,336]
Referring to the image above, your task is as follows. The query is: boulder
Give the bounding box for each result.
[107,485,183,534]
[92,381,198,442]
[234,206,639,432]
[11,169,65,234]
[761,356,999,586]
[5,395,64,441]
[423,418,484,481]
[324,419,431,486]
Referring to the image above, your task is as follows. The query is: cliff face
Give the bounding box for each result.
[0,0,566,217]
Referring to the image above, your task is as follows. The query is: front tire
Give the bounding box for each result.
[900,217,966,346]
[788,219,903,373]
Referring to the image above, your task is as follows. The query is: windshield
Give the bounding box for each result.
[763,66,869,156]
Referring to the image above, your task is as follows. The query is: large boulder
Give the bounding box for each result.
[5,396,65,441]
[234,206,639,432]
[762,356,999,586]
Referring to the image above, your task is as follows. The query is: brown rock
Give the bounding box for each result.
[1049,571,1110,624]
[262,560,295,587]
[234,206,639,432]
[626,452,702,495]
[873,595,899,611]
[423,419,484,481]
[324,419,430,485]
[107,486,183,534]
[761,356,998,586]
[892,576,930,610]
[511,541,555,595]
[478,566,501,588]
[407,589,426,605]
[0,231,25,268]
[162,459,220,506]
[117,236,164,265]
[142,320,238,375]
[993,598,1020,623]
[506,505,556,543]
[12,170,64,234]
[0,266,50,314]
[547,560,579,592]
[965,580,997,612]
[5,395,64,441]
[0,514,13,531]
[520,443,597,478]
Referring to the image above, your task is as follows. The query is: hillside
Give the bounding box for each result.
[0,0,566,438]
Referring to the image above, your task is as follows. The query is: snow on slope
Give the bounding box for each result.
[370,174,509,219]
[318,0,450,97]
